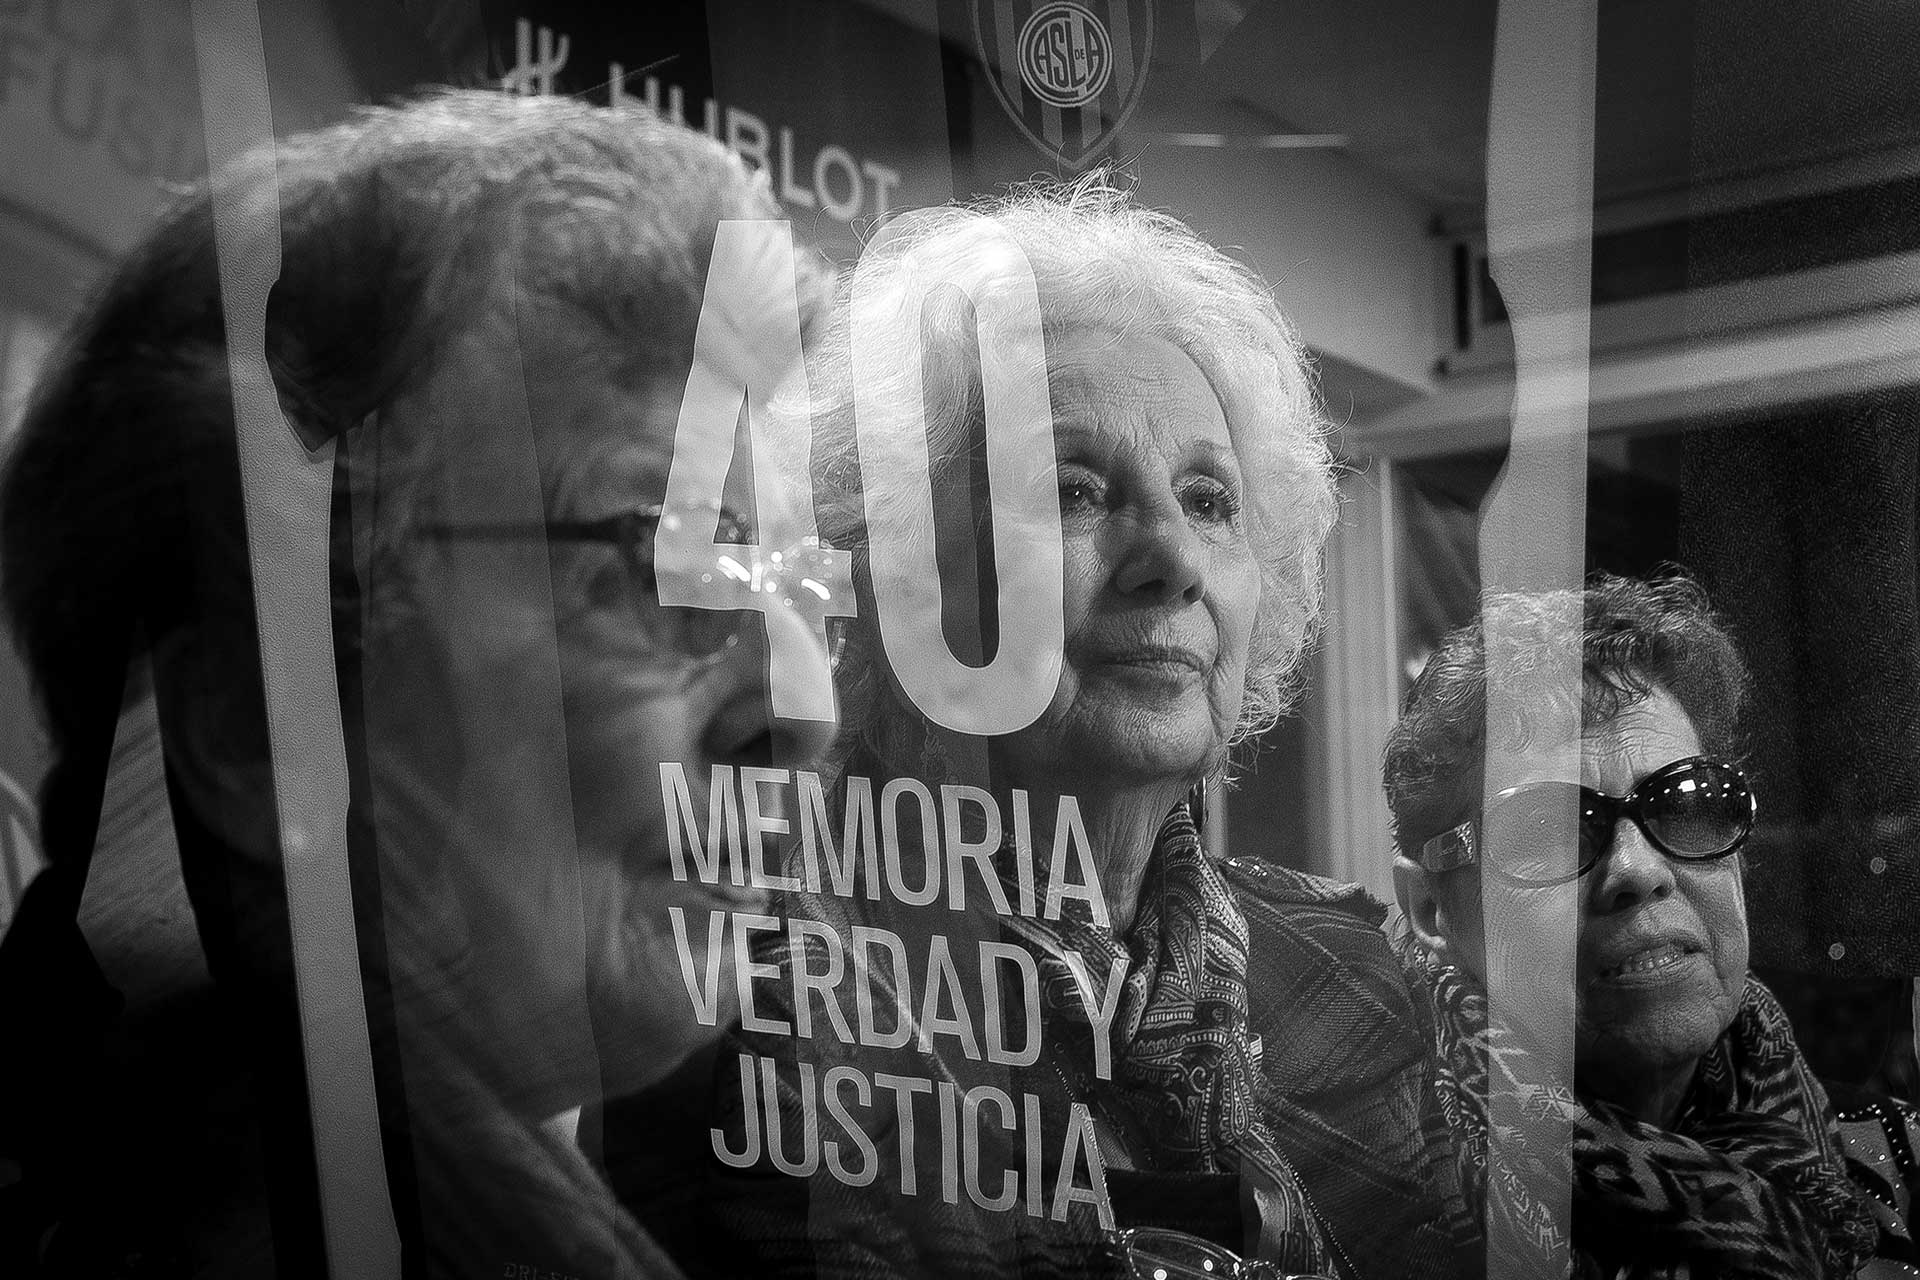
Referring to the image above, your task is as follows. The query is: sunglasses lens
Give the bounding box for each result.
[1483,784,1588,884]
[1640,760,1751,857]
[1469,759,1753,886]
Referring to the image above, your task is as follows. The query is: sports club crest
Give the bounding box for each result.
[971,0,1154,169]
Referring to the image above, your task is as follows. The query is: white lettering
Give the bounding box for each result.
[822,1065,877,1185]
[668,906,727,1026]
[762,1058,820,1175]
[980,941,1042,1067]
[963,1085,1018,1211]
[1043,796,1105,924]
[879,776,941,907]
[797,771,880,897]
[1058,949,1128,1080]
[789,916,855,1043]
[862,159,902,216]
[740,765,799,892]
[941,783,1007,914]
[726,105,770,173]
[711,1053,762,1167]
[779,127,816,208]
[813,143,863,220]
[850,925,913,1050]
[1051,1103,1112,1227]
[873,1072,933,1196]
[916,934,981,1061]
[660,762,744,885]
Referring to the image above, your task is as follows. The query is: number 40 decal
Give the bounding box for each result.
[657,217,1066,736]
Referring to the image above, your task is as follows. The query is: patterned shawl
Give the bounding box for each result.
[998,803,1338,1273]
[1414,955,1877,1279]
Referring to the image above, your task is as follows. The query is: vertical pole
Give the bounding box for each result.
[188,3,400,1276]
[1482,1,1599,1276]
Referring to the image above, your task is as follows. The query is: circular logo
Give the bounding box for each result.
[1017,3,1112,109]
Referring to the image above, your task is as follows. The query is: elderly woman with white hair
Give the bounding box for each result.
[670,184,1467,1280]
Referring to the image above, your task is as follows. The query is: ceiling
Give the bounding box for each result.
[332,0,1920,227]
[1193,0,1920,221]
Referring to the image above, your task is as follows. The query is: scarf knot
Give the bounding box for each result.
[1005,805,1259,1170]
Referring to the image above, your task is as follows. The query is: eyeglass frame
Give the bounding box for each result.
[418,501,755,573]
[1108,1226,1335,1280]
[1414,754,1758,888]
[414,502,850,665]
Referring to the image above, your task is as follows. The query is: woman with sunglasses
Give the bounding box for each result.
[1387,574,1880,1279]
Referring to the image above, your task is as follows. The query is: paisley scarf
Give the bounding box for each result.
[1414,955,1877,1279]
[999,805,1338,1274]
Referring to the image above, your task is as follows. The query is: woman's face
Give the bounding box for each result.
[997,330,1262,795]
[388,338,835,1110]
[551,410,837,1088]
[1450,687,1749,1100]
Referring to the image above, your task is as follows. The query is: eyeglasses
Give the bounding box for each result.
[417,503,849,664]
[1111,1227,1334,1280]
[1417,755,1756,887]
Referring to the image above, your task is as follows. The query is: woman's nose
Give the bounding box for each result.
[1112,502,1205,604]
[1591,817,1677,912]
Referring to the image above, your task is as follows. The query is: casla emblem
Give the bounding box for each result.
[971,0,1154,169]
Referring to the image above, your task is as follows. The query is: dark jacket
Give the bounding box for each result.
[648,831,1466,1280]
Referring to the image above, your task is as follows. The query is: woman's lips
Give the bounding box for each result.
[1088,643,1207,673]
[1592,940,1704,982]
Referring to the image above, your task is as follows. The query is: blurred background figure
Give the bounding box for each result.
[1389,576,1887,1279]
[0,90,837,1277]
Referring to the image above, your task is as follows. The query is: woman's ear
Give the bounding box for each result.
[1393,854,1458,965]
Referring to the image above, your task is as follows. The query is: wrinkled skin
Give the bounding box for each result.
[369,328,835,1117]
[1423,687,1748,1121]
[989,330,1264,932]
[997,330,1261,798]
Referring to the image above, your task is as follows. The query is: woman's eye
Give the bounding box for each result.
[1057,469,1105,512]
[1182,478,1240,524]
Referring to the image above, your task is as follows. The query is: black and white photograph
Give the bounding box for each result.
[0,2,1916,1277]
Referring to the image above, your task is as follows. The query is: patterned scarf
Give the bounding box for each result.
[1416,956,1877,1279]
[999,805,1337,1274]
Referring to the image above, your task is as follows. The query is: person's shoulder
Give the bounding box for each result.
[1829,1084,1920,1272]
[1219,856,1390,930]
[1218,857,1395,986]
[1219,858,1421,1079]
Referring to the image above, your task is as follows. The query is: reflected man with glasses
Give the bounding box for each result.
[1388,575,1878,1279]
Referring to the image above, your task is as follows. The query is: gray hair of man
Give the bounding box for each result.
[798,178,1337,772]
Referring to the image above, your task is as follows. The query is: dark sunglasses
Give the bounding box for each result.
[417,503,848,663]
[1111,1227,1333,1280]
[1417,755,1756,887]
